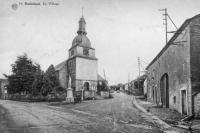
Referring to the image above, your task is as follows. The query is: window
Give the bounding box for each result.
[173,96,176,104]
[83,48,89,56]
[84,82,90,91]
[71,50,74,56]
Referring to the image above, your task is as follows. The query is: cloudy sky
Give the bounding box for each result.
[0,0,200,84]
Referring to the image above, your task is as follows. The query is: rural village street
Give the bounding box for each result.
[0,92,180,133]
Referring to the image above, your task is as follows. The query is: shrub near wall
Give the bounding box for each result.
[194,93,200,118]
[100,91,109,98]
[8,92,67,102]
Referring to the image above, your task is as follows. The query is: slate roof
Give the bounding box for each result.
[133,74,147,82]
[98,74,105,81]
[55,60,67,71]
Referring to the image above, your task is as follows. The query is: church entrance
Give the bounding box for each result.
[83,82,91,100]
[84,82,90,91]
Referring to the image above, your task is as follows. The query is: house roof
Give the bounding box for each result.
[133,74,147,82]
[146,14,200,70]
[55,60,67,71]
[98,74,105,81]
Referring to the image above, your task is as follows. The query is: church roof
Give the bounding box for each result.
[72,34,91,48]
[71,16,92,48]
[55,60,67,71]
[98,74,105,81]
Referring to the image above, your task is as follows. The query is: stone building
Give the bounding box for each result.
[146,14,200,116]
[129,74,147,96]
[55,15,98,96]
[0,78,8,99]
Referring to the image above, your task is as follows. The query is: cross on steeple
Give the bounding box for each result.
[77,7,86,35]
[82,7,84,17]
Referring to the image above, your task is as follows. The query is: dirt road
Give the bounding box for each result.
[0,92,168,133]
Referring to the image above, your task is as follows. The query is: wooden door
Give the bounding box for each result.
[182,90,187,114]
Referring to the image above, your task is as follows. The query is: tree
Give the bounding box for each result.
[32,64,44,96]
[45,65,59,88]
[5,54,38,94]
[41,75,52,96]
[40,64,59,96]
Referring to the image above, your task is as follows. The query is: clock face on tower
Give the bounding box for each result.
[83,48,89,56]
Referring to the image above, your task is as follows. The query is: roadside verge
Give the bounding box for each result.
[132,96,182,133]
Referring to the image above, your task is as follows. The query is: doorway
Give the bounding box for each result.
[160,74,169,108]
[84,82,90,91]
[181,90,187,114]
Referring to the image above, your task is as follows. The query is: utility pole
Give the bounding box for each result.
[137,57,140,89]
[159,8,168,45]
[164,8,168,45]
[138,57,140,77]
[128,73,130,92]
[159,8,178,45]
[128,73,130,83]
[103,69,106,81]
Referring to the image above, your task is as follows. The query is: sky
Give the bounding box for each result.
[0,0,200,85]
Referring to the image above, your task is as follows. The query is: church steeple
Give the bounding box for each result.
[77,7,87,35]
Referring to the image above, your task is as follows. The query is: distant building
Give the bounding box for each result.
[97,74,106,86]
[129,74,147,96]
[0,79,8,99]
[146,14,200,116]
[97,74,108,92]
[124,83,128,91]
[143,78,147,96]
[55,15,100,99]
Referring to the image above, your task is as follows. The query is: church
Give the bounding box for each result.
[55,15,99,96]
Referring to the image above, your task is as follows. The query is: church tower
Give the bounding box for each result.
[67,15,98,92]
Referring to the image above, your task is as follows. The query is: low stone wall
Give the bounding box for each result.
[194,92,200,117]
[7,93,66,102]
[100,91,109,98]
[84,91,95,99]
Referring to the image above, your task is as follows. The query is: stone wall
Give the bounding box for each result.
[57,63,68,88]
[0,80,8,99]
[75,79,97,91]
[76,57,98,81]
[190,17,200,114]
[146,24,192,114]
[194,93,200,117]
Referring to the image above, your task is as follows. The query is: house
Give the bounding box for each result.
[130,74,147,96]
[124,83,129,92]
[0,79,8,99]
[146,14,200,116]
[97,74,108,92]
[97,74,110,98]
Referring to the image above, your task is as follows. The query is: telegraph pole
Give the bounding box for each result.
[159,8,168,44]
[164,8,168,45]
[137,57,140,89]
[103,69,106,81]
[128,73,130,92]
[159,8,178,45]
[128,73,130,84]
[138,57,140,77]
